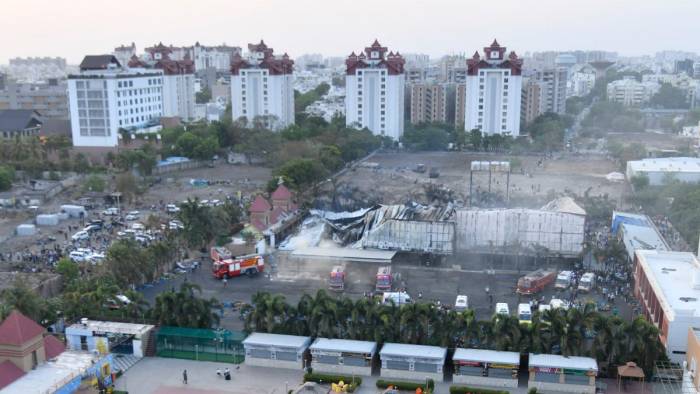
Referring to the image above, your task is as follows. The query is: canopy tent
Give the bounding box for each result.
[617,361,645,391]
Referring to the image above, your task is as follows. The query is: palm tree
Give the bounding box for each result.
[490,314,522,351]
[123,290,150,321]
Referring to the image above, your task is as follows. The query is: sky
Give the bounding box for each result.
[1,0,699,64]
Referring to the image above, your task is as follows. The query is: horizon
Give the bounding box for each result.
[1,0,699,64]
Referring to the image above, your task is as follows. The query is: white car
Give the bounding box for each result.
[495,303,510,316]
[131,223,145,231]
[102,207,120,216]
[71,230,90,241]
[69,250,89,262]
[454,295,469,312]
[88,253,105,264]
[125,214,139,221]
[166,204,180,213]
[168,220,184,230]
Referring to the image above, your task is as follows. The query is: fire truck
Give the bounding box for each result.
[210,246,232,262]
[328,266,345,291]
[375,266,392,292]
[516,269,556,295]
[212,254,264,279]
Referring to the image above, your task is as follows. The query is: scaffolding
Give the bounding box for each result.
[653,361,698,394]
[156,326,246,363]
[361,219,455,255]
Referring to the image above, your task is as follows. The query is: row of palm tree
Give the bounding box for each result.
[244,290,665,375]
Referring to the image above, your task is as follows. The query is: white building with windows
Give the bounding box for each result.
[464,40,523,136]
[606,76,660,106]
[230,41,294,130]
[345,40,406,140]
[68,55,163,147]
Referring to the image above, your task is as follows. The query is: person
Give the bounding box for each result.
[224,367,231,380]
[216,368,222,377]
[183,369,188,384]
[223,278,228,287]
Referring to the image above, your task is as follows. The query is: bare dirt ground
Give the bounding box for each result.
[607,131,695,151]
[326,151,629,210]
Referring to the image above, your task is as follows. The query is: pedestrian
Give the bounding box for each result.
[183,369,187,384]
[223,278,228,287]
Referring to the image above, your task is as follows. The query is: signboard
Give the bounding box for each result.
[489,363,518,370]
[534,366,561,374]
[456,360,483,367]
[563,368,593,376]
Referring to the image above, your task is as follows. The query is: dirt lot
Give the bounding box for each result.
[324,151,629,210]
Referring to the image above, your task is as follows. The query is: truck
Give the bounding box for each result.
[212,254,264,279]
[555,271,573,289]
[375,266,392,292]
[516,269,557,295]
[329,266,345,292]
[210,246,232,262]
[578,272,595,292]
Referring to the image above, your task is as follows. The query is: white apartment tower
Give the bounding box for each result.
[465,40,523,136]
[345,40,406,140]
[230,41,294,130]
[68,55,163,147]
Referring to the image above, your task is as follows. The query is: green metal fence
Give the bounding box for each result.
[156,326,245,363]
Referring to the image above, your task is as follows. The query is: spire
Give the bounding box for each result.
[491,39,500,47]
[372,39,381,47]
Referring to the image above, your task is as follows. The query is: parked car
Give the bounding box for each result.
[166,204,180,213]
[69,250,89,262]
[131,223,145,231]
[125,213,139,221]
[454,295,469,312]
[71,230,90,241]
[83,224,101,233]
[102,207,120,216]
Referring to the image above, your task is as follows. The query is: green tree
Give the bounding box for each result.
[0,281,46,322]
[650,83,689,109]
[0,165,15,191]
[56,257,79,284]
[178,198,217,248]
[152,283,220,328]
[402,125,450,151]
[195,86,212,104]
[83,174,105,192]
[275,158,328,191]
[469,129,483,150]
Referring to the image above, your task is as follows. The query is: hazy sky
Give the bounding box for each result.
[2,0,699,64]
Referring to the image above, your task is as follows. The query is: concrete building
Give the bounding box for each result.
[685,327,700,393]
[453,348,519,389]
[379,343,447,382]
[611,211,670,262]
[455,83,466,127]
[606,76,660,106]
[67,55,164,147]
[65,319,155,358]
[521,78,544,126]
[626,157,700,185]
[464,40,523,136]
[634,250,700,363]
[345,40,406,140]
[528,354,597,394]
[0,75,69,118]
[309,338,376,376]
[409,83,447,124]
[193,42,241,72]
[0,110,42,139]
[242,333,311,369]
[230,41,294,130]
[113,43,137,68]
[569,68,596,97]
[533,67,568,114]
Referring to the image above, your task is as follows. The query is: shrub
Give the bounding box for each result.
[376,378,435,391]
[450,385,511,394]
[303,372,361,392]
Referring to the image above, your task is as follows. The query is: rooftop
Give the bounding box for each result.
[3,351,103,394]
[0,110,42,132]
[620,223,669,259]
[243,333,311,349]
[628,157,700,173]
[0,310,45,346]
[453,348,520,365]
[529,353,598,372]
[636,250,700,320]
[379,343,447,361]
[310,338,377,355]
[66,319,154,337]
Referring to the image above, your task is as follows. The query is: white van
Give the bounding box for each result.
[495,303,510,316]
[550,299,570,310]
[555,271,573,289]
[454,295,469,312]
[382,292,412,305]
[578,272,595,292]
[518,303,532,324]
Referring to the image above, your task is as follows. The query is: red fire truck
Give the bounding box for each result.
[328,266,345,291]
[516,269,556,295]
[375,266,392,292]
[212,254,264,279]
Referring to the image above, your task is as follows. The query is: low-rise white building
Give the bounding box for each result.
[606,76,660,106]
[633,250,700,363]
[528,353,597,394]
[242,333,311,369]
[453,348,519,388]
[379,342,446,382]
[68,55,163,147]
[310,338,376,376]
[626,157,700,185]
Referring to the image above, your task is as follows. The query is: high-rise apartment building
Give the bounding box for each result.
[606,77,660,106]
[520,78,544,126]
[454,84,466,127]
[345,40,406,140]
[113,43,136,68]
[464,40,523,135]
[0,75,68,118]
[409,83,447,124]
[230,41,294,130]
[533,68,568,114]
[68,55,164,147]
